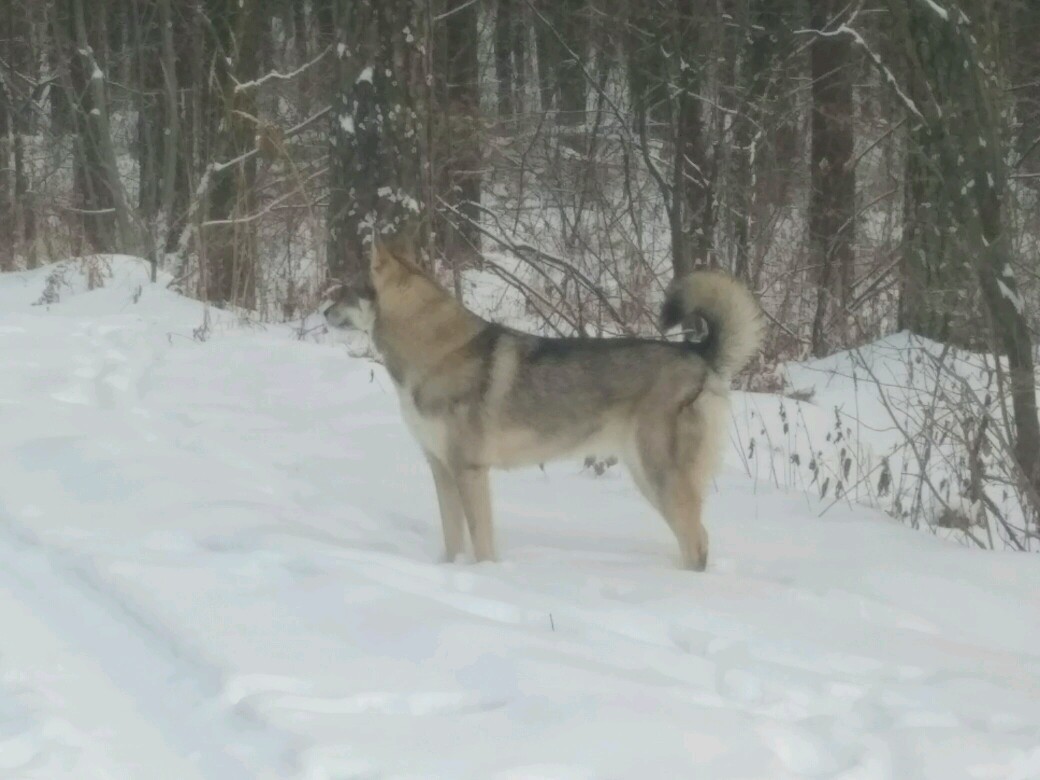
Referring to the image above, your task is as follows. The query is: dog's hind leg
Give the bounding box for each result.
[454,465,497,563]
[666,395,727,571]
[663,471,709,571]
[426,454,466,562]
[631,452,709,571]
[631,398,716,571]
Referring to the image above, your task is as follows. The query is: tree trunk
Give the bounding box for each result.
[134,0,161,222]
[808,0,856,357]
[555,0,587,126]
[63,0,138,253]
[132,0,180,278]
[327,0,425,283]
[201,0,263,308]
[441,0,482,266]
[886,0,1040,506]
[157,0,179,259]
[1010,0,1040,182]
[0,0,13,270]
[495,0,515,117]
[534,0,586,124]
[674,0,713,275]
[626,1,672,140]
[728,0,778,283]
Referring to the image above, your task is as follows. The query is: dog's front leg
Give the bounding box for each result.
[426,453,467,562]
[453,465,497,563]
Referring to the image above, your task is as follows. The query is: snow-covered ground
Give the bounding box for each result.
[1,257,1039,779]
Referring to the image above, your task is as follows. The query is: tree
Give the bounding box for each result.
[808,0,856,357]
[724,0,783,284]
[327,0,425,284]
[673,0,714,276]
[883,0,1040,499]
[439,0,482,270]
[495,0,526,118]
[55,0,139,254]
[1009,0,1040,180]
[199,0,264,308]
[627,0,716,277]
[0,0,35,270]
[534,0,588,124]
[133,0,182,273]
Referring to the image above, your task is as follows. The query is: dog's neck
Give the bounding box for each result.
[372,273,486,386]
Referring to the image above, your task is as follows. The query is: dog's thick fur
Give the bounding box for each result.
[324,239,763,570]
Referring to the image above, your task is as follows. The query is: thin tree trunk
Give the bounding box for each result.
[134,0,160,222]
[0,10,11,271]
[327,0,425,283]
[728,0,777,282]
[202,0,262,308]
[886,0,1040,507]
[555,0,586,126]
[442,0,482,266]
[157,0,179,262]
[495,0,515,117]
[674,0,713,274]
[808,0,855,357]
[72,0,138,253]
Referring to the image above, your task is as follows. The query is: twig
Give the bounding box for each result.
[233,45,332,93]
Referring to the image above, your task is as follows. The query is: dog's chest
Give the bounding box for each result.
[394,384,451,461]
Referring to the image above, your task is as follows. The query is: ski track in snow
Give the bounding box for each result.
[1,258,1039,779]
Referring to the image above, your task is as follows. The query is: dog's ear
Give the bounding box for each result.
[369,235,399,283]
[371,232,418,283]
[369,235,385,276]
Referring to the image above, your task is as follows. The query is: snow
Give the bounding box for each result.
[1,256,1039,778]
[779,332,1038,548]
[356,65,374,85]
[997,278,1025,315]
[922,0,950,21]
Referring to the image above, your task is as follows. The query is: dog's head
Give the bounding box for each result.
[321,235,423,332]
[322,279,376,332]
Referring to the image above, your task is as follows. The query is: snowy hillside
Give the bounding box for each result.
[1,257,1039,779]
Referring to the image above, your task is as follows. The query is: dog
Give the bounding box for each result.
[323,238,763,570]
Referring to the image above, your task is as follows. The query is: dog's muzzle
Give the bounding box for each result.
[322,300,356,329]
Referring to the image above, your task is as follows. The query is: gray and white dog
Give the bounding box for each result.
[324,238,763,570]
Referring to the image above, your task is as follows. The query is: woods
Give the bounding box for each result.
[1,0,1039,543]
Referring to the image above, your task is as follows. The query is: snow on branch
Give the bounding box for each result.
[796,21,925,123]
[234,46,332,93]
[921,0,949,21]
[433,0,479,23]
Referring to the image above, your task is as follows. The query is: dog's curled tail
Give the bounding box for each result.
[660,270,764,379]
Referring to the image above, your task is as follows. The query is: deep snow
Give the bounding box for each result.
[1,257,1038,779]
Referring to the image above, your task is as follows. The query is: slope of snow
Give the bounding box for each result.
[1,257,1039,779]
[782,333,1038,549]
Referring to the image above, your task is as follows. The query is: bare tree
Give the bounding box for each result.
[883,0,1040,503]
[199,0,264,308]
[534,0,588,124]
[52,0,138,254]
[673,0,714,275]
[808,0,856,357]
[327,0,425,283]
[495,0,526,118]
[439,0,482,270]
[3,1,39,268]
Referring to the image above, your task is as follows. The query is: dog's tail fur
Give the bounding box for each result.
[660,270,764,379]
